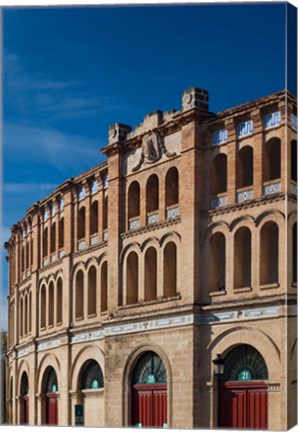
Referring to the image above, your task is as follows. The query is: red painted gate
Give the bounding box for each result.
[220,382,268,429]
[46,394,58,425]
[132,384,167,427]
[21,396,29,424]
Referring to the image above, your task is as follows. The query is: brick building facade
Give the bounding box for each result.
[4,87,297,429]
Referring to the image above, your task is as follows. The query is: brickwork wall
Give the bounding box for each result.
[4,88,297,429]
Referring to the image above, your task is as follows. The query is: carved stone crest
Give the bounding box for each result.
[132,131,176,172]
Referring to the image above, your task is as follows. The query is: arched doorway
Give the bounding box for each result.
[20,372,29,425]
[220,345,268,429]
[78,360,105,427]
[131,351,167,428]
[43,367,59,425]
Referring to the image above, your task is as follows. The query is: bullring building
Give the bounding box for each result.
[4,87,297,429]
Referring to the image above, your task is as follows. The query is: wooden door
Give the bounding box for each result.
[24,397,29,424]
[21,396,29,424]
[132,384,167,427]
[220,382,268,429]
[46,394,58,425]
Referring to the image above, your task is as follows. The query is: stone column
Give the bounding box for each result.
[225,119,236,206]
[251,108,263,200]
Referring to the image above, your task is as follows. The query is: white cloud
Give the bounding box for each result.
[4,122,105,173]
[3,182,58,194]
[4,52,121,119]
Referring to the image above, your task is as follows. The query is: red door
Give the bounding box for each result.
[21,396,29,424]
[220,382,268,429]
[132,384,167,427]
[46,394,58,425]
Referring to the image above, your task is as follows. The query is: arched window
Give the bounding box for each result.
[234,227,252,288]
[103,195,108,230]
[90,201,98,236]
[126,252,138,304]
[132,351,167,385]
[128,182,140,220]
[146,175,159,214]
[26,242,29,269]
[260,222,279,285]
[293,223,297,284]
[263,138,281,182]
[291,140,297,182]
[20,372,29,425]
[237,146,253,188]
[50,223,56,254]
[163,242,177,297]
[43,227,48,258]
[24,295,28,335]
[20,372,29,397]
[145,247,157,301]
[29,291,32,333]
[48,281,54,326]
[75,270,84,319]
[40,285,46,328]
[21,246,25,273]
[212,153,227,195]
[165,167,179,207]
[44,367,58,394]
[30,239,33,266]
[20,297,23,337]
[101,261,108,312]
[81,360,104,389]
[78,207,86,240]
[59,218,64,249]
[88,266,97,316]
[223,344,268,382]
[56,278,63,325]
[209,232,226,292]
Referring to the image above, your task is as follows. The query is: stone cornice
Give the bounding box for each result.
[120,216,181,239]
[206,193,286,217]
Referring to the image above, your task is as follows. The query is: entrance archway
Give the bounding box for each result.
[131,351,167,428]
[20,372,29,425]
[78,360,104,427]
[220,344,268,429]
[43,367,59,425]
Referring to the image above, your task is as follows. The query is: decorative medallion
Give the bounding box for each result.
[132,131,176,172]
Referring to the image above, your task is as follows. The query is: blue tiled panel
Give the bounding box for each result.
[91,180,98,194]
[237,120,254,137]
[264,112,281,129]
[291,114,297,130]
[212,129,228,145]
[78,187,86,200]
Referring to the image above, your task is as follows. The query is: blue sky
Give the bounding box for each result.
[1,3,296,329]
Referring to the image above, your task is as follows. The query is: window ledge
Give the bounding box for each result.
[234,286,252,293]
[120,294,181,310]
[209,290,226,297]
[260,282,279,290]
[82,388,104,396]
[88,313,97,319]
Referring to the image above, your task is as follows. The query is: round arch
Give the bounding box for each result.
[70,344,105,391]
[122,343,172,428]
[36,353,61,395]
[203,326,280,383]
